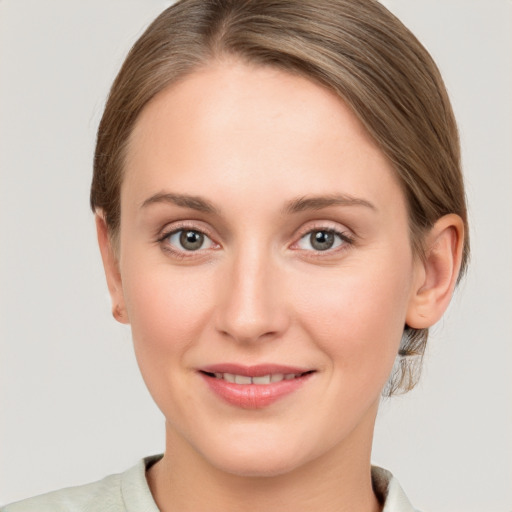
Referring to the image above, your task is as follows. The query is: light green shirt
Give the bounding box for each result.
[2,455,418,511]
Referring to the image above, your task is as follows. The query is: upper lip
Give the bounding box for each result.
[199,363,313,377]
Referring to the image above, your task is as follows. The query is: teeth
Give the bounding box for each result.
[234,375,252,385]
[213,372,301,384]
[252,375,271,385]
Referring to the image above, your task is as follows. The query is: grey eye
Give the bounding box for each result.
[297,230,343,251]
[168,230,213,251]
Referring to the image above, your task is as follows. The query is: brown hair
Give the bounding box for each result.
[91,0,469,394]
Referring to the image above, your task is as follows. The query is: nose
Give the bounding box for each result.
[214,246,290,344]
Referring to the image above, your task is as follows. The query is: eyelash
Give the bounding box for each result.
[157,222,219,259]
[293,226,354,250]
[156,222,355,259]
[291,224,355,258]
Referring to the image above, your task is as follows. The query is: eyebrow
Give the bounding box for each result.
[282,194,376,214]
[140,192,376,216]
[141,192,220,214]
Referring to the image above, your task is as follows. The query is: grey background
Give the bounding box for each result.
[1,1,511,510]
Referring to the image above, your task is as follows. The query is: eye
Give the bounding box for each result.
[166,229,215,252]
[296,229,347,251]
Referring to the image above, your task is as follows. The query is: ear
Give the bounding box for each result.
[406,214,464,329]
[95,214,129,324]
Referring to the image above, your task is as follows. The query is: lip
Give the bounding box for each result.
[198,363,315,409]
[200,363,311,377]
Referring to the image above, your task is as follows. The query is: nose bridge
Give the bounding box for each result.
[215,241,288,343]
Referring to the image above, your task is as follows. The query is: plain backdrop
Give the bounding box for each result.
[1,1,511,510]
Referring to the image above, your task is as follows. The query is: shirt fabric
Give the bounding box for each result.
[2,455,419,511]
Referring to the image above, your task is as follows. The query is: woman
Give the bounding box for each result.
[2,1,468,510]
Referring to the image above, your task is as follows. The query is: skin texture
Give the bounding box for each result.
[97,60,463,512]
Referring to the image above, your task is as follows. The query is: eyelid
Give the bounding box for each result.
[155,220,354,257]
[290,221,355,251]
[156,221,221,254]
[156,220,215,240]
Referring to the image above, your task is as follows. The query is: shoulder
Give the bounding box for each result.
[1,455,162,512]
[372,466,422,512]
[1,473,122,512]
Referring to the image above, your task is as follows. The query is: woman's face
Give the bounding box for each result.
[111,60,423,476]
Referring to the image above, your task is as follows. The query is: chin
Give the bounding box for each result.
[213,453,304,478]
[200,434,314,478]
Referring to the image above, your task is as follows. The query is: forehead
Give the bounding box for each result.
[123,59,403,215]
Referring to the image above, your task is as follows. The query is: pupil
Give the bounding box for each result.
[180,230,204,250]
[311,230,334,251]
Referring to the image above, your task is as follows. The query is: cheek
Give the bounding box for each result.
[122,263,216,363]
[291,258,413,379]
[119,263,220,422]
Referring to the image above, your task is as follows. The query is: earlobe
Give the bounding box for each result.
[95,214,129,325]
[406,214,464,329]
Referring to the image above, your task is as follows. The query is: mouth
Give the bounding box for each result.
[200,370,314,385]
[198,364,316,409]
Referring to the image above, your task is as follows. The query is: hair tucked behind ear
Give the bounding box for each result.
[381,326,426,396]
[91,0,469,394]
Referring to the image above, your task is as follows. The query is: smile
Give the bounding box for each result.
[199,364,315,409]
[206,372,309,384]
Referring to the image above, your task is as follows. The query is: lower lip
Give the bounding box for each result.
[201,373,313,409]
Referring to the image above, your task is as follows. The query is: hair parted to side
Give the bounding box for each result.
[91,0,469,395]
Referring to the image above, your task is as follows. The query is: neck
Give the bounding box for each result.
[147,405,382,512]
